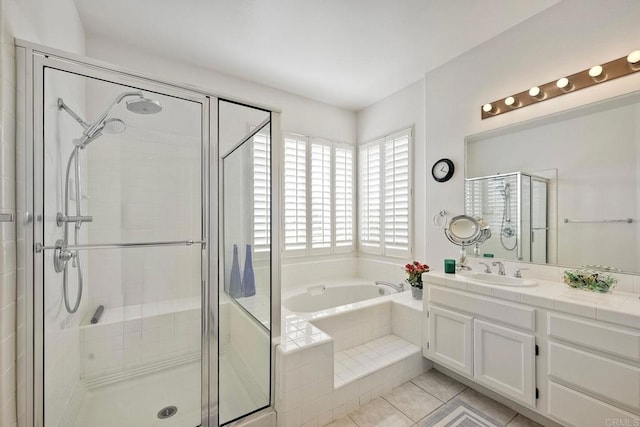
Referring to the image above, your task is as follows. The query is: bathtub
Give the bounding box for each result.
[282,282,397,313]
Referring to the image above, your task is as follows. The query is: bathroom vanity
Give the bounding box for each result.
[423,271,640,426]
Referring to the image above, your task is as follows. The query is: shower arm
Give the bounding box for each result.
[57,98,89,129]
[80,91,143,146]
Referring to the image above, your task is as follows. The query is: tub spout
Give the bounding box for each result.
[375,281,405,293]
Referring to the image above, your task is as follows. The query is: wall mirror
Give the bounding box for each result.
[465,90,640,275]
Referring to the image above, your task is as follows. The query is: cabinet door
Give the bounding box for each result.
[428,305,473,376]
[474,319,536,407]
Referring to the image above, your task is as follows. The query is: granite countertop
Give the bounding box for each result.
[425,270,640,329]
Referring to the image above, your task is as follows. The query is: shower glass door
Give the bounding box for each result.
[219,100,272,424]
[37,62,210,426]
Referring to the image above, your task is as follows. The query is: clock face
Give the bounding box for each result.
[432,158,455,182]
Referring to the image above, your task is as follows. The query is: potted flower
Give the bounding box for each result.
[404,261,430,300]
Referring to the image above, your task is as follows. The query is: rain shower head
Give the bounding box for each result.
[126,97,162,115]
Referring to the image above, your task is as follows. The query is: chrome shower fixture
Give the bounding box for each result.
[54,90,162,314]
[57,90,163,149]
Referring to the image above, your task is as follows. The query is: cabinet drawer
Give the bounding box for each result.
[548,313,640,362]
[430,286,535,331]
[548,381,639,427]
[548,342,640,412]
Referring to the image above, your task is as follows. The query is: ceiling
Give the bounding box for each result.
[74,0,559,111]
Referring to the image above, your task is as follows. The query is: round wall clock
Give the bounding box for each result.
[432,158,455,182]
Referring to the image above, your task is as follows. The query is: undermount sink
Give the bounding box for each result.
[459,271,538,287]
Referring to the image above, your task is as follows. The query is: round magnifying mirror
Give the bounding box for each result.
[447,215,481,244]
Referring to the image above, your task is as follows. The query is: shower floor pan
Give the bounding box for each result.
[72,361,200,427]
[71,355,262,426]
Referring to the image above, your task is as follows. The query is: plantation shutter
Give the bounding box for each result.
[310,140,332,251]
[283,133,307,252]
[253,128,271,252]
[334,145,354,249]
[359,141,382,252]
[384,130,411,256]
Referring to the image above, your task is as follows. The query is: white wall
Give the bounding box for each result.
[356,78,426,283]
[424,0,640,271]
[2,1,85,427]
[86,36,357,145]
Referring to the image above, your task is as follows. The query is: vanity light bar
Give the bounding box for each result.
[481,50,640,119]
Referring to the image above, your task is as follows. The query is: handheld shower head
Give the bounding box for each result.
[103,118,126,134]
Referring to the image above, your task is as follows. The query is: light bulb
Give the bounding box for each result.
[529,86,544,99]
[504,96,518,107]
[556,77,572,91]
[482,103,494,113]
[628,50,640,68]
[589,65,606,81]
[589,65,603,77]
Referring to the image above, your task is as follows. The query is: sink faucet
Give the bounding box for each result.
[492,261,505,276]
[478,262,491,273]
[513,268,529,278]
[375,281,405,293]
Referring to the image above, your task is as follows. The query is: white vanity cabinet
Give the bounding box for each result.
[425,285,538,408]
[546,313,640,426]
[424,276,640,426]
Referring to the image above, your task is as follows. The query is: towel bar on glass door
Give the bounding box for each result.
[34,239,206,253]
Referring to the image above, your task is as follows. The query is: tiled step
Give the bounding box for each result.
[334,334,420,388]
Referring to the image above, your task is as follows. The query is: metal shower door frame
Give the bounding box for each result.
[19,42,217,427]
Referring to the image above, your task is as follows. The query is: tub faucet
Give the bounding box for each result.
[492,261,506,276]
[478,262,491,273]
[375,281,405,293]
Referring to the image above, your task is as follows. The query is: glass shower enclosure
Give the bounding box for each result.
[19,42,279,426]
[465,172,549,263]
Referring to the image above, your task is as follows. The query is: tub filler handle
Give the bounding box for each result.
[375,281,405,293]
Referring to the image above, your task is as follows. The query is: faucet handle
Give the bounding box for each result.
[514,268,529,278]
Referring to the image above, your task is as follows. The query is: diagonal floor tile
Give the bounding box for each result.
[347,397,413,427]
[325,416,358,427]
[456,388,517,425]
[382,382,442,422]
[507,414,543,427]
[415,399,502,427]
[411,369,467,402]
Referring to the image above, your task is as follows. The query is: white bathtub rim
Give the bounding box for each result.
[282,280,411,321]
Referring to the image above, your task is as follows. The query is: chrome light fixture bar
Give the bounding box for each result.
[481,50,640,119]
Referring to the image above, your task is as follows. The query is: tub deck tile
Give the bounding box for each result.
[334,334,420,388]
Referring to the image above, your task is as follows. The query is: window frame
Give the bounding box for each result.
[282,132,355,257]
[358,127,413,258]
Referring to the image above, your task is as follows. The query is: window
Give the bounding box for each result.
[359,128,412,257]
[253,127,271,253]
[283,132,354,255]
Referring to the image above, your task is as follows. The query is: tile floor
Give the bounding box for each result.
[324,369,543,427]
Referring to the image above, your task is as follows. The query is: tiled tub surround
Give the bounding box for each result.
[423,270,640,427]
[276,289,430,427]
